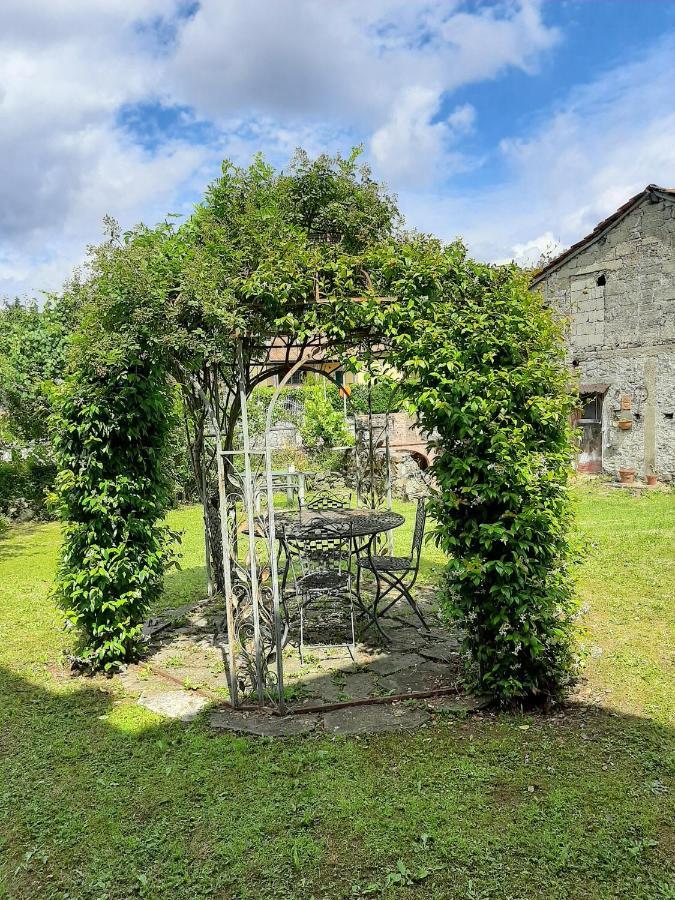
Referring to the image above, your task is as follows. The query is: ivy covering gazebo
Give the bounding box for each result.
[53,150,580,708]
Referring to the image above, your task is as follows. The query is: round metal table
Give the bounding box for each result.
[275,507,404,540]
[275,508,405,622]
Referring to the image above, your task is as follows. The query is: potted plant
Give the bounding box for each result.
[646,470,658,487]
[618,467,636,484]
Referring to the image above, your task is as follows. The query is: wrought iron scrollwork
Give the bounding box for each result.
[220,465,282,704]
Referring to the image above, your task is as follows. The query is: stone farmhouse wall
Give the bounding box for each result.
[536,193,675,480]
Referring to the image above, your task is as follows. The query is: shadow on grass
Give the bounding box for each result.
[0,524,41,561]
[2,667,672,900]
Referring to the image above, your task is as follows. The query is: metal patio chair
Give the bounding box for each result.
[302,491,351,511]
[281,521,356,662]
[356,498,429,632]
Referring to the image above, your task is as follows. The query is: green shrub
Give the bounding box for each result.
[0,512,9,539]
[300,387,353,449]
[327,379,402,415]
[378,244,580,704]
[0,453,57,519]
[53,359,176,671]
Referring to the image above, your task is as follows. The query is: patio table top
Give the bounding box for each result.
[275,507,404,539]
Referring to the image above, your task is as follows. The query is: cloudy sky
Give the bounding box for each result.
[2,0,675,299]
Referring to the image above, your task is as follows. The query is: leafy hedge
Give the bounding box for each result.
[376,244,580,703]
[53,358,176,670]
[0,453,57,519]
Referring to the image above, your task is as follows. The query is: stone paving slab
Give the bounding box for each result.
[366,651,423,677]
[210,709,320,737]
[340,671,380,700]
[138,689,209,722]
[322,703,431,735]
[379,661,457,695]
[132,580,476,735]
[417,644,460,664]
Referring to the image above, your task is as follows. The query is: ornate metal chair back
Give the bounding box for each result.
[282,521,353,583]
[303,492,351,511]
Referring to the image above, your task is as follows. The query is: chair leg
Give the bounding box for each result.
[361,575,390,642]
[373,571,430,631]
[299,601,305,665]
[401,582,430,630]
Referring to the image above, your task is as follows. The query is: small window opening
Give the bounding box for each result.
[665,412,674,420]
[596,274,606,287]
[572,358,580,368]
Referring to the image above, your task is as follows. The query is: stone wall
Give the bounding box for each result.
[390,451,431,501]
[536,194,675,479]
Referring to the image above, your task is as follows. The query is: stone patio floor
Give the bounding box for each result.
[118,585,486,736]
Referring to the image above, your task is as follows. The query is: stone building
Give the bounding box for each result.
[532,184,675,481]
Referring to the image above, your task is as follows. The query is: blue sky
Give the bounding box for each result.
[1,0,675,298]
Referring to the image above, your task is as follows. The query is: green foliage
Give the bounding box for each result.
[165,391,200,505]
[327,378,403,415]
[53,359,176,671]
[300,386,352,449]
[0,298,74,445]
[374,240,579,703]
[0,512,9,539]
[280,147,400,252]
[0,453,57,519]
[52,224,177,671]
[247,386,310,433]
[248,384,353,451]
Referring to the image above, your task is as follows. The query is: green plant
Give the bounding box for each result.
[328,378,403,415]
[0,297,74,445]
[0,453,57,519]
[52,225,178,672]
[53,358,177,671]
[377,246,580,703]
[300,386,353,449]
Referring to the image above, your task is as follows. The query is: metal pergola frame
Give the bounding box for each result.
[201,334,398,713]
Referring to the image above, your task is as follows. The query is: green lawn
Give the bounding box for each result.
[1,486,673,899]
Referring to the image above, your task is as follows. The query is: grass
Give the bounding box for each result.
[0,485,673,899]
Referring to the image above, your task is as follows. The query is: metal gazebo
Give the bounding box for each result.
[199,335,398,714]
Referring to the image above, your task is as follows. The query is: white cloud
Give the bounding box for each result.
[371,95,478,186]
[447,104,476,132]
[398,36,675,263]
[7,0,670,300]
[0,0,207,297]
[0,0,562,298]
[169,0,558,183]
[495,232,563,267]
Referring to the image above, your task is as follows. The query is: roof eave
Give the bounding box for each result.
[530,185,675,287]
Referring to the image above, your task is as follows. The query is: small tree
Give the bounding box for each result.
[300,385,352,450]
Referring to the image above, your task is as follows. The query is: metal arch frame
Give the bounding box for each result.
[211,338,402,713]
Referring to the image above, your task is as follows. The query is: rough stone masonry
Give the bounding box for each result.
[532,185,675,481]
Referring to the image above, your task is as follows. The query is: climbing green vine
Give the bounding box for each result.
[54,150,580,700]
